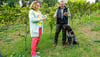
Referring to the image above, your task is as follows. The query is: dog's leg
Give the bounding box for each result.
[67,37,70,46]
[69,31,80,47]
[73,37,80,47]
[67,33,73,48]
[69,37,72,48]
[70,38,73,48]
[67,37,71,48]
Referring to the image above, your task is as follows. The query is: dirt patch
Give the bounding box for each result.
[77,23,100,41]
[0,28,25,44]
[0,39,3,43]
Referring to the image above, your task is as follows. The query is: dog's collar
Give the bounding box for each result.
[68,31,73,34]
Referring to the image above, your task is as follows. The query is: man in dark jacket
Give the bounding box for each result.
[53,1,71,48]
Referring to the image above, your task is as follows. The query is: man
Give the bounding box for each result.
[53,1,71,48]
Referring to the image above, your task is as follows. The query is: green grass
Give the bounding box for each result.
[93,39,100,42]
[0,14,100,57]
[91,26,100,31]
[3,38,15,42]
[93,16,100,20]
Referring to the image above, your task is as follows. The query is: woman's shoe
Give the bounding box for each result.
[32,55,40,57]
[36,52,40,54]
[31,52,40,55]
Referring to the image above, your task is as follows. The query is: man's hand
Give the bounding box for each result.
[64,12,68,17]
[63,25,66,30]
[64,14,68,17]
[54,15,56,18]
[41,18,46,21]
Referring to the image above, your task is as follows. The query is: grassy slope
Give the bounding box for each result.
[0,14,100,57]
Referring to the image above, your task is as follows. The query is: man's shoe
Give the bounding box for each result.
[52,43,57,47]
[62,45,66,49]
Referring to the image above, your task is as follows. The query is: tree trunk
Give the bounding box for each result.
[6,21,9,38]
[25,23,27,51]
[50,24,53,39]
[6,24,8,38]
[25,18,28,51]
[18,21,21,36]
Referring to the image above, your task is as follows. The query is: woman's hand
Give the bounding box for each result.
[41,18,46,21]
[54,15,56,18]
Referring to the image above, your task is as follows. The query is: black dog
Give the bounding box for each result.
[63,25,80,48]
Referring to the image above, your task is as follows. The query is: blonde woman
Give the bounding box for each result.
[29,1,46,57]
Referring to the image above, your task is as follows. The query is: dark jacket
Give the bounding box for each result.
[57,6,68,24]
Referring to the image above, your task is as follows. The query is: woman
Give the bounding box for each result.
[29,1,46,57]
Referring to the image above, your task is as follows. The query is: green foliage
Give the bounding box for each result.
[95,0,99,3]
[10,52,25,57]
[3,38,14,42]
[39,3,58,33]
[91,26,100,31]
[43,0,57,7]
[93,39,100,42]
[0,1,99,36]
[66,0,98,18]
[98,1,100,9]
[0,0,3,6]
[20,7,29,24]
[7,0,15,7]
[0,1,99,27]
[0,4,29,26]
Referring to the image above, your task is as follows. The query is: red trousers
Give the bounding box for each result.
[31,28,41,56]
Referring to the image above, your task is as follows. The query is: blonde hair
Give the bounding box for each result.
[30,1,40,10]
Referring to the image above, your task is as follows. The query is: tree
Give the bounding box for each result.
[39,3,58,38]
[43,0,57,7]
[0,0,3,6]
[8,0,15,7]
[95,0,99,3]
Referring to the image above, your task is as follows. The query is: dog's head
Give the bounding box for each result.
[63,25,72,31]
